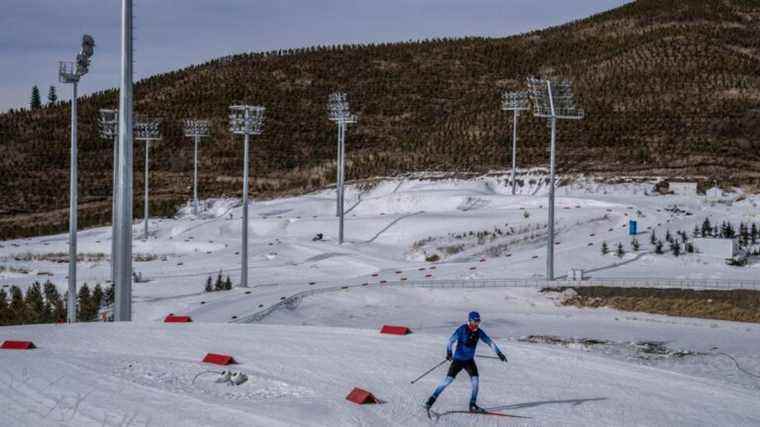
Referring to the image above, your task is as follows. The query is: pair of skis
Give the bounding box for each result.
[426,407,530,421]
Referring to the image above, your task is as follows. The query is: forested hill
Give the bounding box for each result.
[1,0,760,239]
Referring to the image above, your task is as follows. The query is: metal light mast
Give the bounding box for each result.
[134,118,162,241]
[115,0,133,321]
[327,92,357,244]
[527,78,584,281]
[183,120,211,215]
[98,109,119,286]
[229,104,265,288]
[501,91,530,195]
[58,34,95,323]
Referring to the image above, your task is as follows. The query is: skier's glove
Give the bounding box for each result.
[446,349,453,361]
[497,351,507,363]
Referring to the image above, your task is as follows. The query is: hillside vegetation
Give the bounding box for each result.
[1,0,760,239]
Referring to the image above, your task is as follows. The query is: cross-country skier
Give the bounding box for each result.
[425,311,507,413]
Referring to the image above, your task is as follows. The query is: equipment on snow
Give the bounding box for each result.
[192,370,249,386]
[410,359,448,384]
[428,409,531,420]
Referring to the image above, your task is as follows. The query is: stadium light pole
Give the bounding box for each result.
[114,0,134,321]
[501,91,530,195]
[327,92,357,244]
[58,34,95,323]
[527,78,584,281]
[229,105,265,288]
[98,109,119,286]
[134,118,161,241]
[183,120,211,215]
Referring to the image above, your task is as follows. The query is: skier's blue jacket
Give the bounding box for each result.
[448,324,502,361]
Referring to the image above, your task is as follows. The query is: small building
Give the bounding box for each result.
[693,238,736,259]
[669,182,698,196]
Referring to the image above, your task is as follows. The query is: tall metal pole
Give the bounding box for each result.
[338,122,346,243]
[241,111,250,288]
[193,135,199,215]
[546,81,556,281]
[111,132,119,286]
[511,109,519,196]
[144,139,150,240]
[115,0,134,321]
[67,81,78,323]
[336,123,342,217]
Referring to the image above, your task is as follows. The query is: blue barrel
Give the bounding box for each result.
[629,220,638,236]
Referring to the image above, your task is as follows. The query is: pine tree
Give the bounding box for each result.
[685,242,695,254]
[650,229,657,245]
[670,241,681,257]
[601,241,609,255]
[655,240,664,255]
[30,85,42,110]
[77,283,92,321]
[616,242,625,258]
[0,288,8,326]
[739,222,749,246]
[9,286,26,325]
[92,284,104,316]
[105,284,115,305]
[25,282,45,324]
[52,291,66,323]
[752,223,758,244]
[214,271,224,291]
[205,276,213,292]
[224,276,232,290]
[47,85,57,104]
[631,237,640,252]
[701,218,712,237]
[665,229,673,243]
[692,225,700,238]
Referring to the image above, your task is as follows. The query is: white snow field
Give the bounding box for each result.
[2,172,760,426]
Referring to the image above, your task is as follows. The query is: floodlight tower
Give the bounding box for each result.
[501,91,530,195]
[58,34,95,323]
[98,109,119,285]
[134,118,161,241]
[327,92,358,244]
[229,104,265,288]
[527,78,584,281]
[115,0,134,321]
[183,120,211,215]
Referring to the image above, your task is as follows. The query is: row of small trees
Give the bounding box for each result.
[0,281,112,326]
[695,218,759,248]
[204,272,233,292]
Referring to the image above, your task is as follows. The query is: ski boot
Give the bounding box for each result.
[425,396,437,419]
[425,396,436,409]
[469,402,487,414]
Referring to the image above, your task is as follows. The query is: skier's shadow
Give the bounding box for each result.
[488,397,607,411]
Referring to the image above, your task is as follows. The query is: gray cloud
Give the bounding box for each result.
[0,0,629,111]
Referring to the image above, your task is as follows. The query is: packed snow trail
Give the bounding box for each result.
[2,322,760,426]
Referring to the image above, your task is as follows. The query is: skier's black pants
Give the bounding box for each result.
[431,359,480,403]
[446,359,479,378]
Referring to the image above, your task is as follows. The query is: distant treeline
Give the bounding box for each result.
[0,281,113,326]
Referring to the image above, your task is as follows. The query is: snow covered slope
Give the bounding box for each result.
[2,322,759,426]
[2,173,760,426]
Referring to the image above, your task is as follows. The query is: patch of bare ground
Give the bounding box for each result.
[543,286,760,324]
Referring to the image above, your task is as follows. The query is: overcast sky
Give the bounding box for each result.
[0,0,629,112]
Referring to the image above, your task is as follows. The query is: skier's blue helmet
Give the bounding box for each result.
[468,311,481,322]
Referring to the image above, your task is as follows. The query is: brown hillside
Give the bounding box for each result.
[1,0,760,239]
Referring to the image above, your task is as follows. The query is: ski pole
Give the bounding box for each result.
[410,359,448,384]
